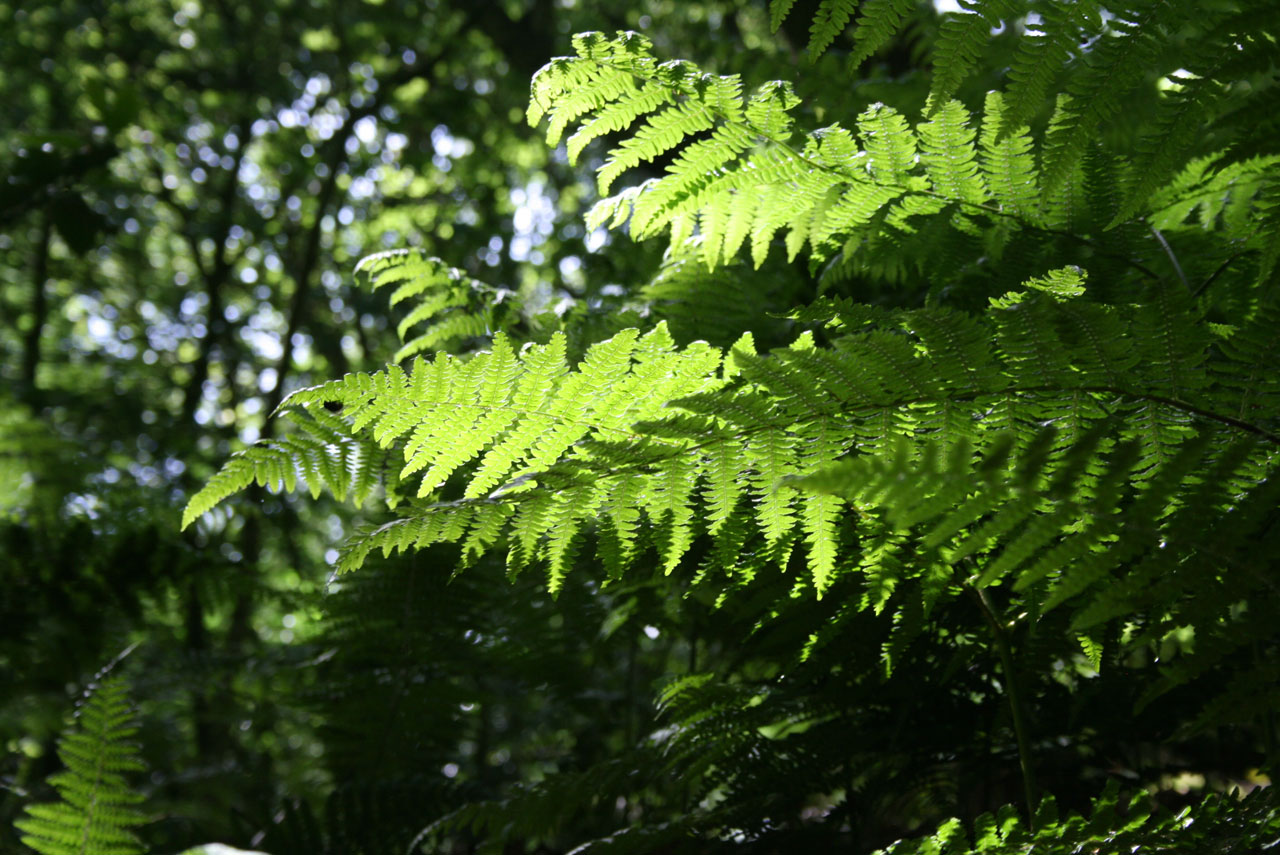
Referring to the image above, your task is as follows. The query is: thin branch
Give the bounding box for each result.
[1193,247,1252,298]
[965,582,1039,827]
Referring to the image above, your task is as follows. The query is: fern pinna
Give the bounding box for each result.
[15,678,147,855]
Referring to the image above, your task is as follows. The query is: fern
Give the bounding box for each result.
[806,0,859,60]
[178,9,1280,850]
[355,250,517,361]
[407,755,656,854]
[929,0,1018,109]
[1000,1,1103,135]
[530,32,1073,277]
[527,30,1247,291]
[874,783,1280,854]
[181,406,391,528]
[15,678,147,855]
[186,271,1278,618]
[848,0,920,68]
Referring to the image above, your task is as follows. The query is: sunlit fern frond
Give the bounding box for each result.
[355,250,520,361]
[187,270,1278,610]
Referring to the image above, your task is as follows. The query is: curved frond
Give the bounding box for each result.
[355,250,518,360]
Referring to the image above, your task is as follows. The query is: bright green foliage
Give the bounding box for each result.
[185,321,729,586]
[769,0,1275,192]
[186,269,1280,663]
[875,782,1280,854]
[537,32,1017,271]
[525,28,1279,291]
[355,250,520,362]
[180,406,390,528]
[14,678,147,855]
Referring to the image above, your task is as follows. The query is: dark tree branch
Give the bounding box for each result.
[21,209,53,406]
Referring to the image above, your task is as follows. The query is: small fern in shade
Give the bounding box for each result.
[15,677,147,855]
[873,782,1280,854]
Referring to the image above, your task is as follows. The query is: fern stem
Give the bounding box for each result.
[375,381,1280,534]
[668,385,1279,474]
[288,397,675,444]
[965,583,1039,828]
[1149,225,1190,292]
[667,384,1280,463]
[1192,244,1254,298]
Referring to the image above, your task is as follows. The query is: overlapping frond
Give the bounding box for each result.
[177,9,1280,851]
[1146,153,1280,245]
[181,406,390,528]
[531,9,1280,291]
[355,250,518,361]
[530,32,1076,276]
[408,756,654,854]
[186,272,1278,610]
[530,28,1274,290]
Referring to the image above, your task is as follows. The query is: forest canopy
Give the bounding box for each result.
[3,1,1279,853]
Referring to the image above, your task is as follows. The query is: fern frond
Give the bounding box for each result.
[857,103,918,186]
[769,0,799,33]
[980,91,1043,226]
[874,784,1280,854]
[408,755,654,853]
[1001,1,1103,135]
[191,266,1280,604]
[181,407,387,529]
[1111,72,1224,226]
[807,0,859,60]
[15,678,147,855]
[929,0,1017,109]
[919,100,988,206]
[528,32,1135,286]
[355,250,517,360]
[849,0,920,68]
[1039,4,1180,196]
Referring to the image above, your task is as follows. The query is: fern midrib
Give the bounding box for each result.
[307,398,686,447]
[585,57,1163,278]
[710,382,1280,451]
[366,381,1277,519]
[78,717,110,855]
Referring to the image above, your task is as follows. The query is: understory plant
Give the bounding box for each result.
[175,1,1279,851]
